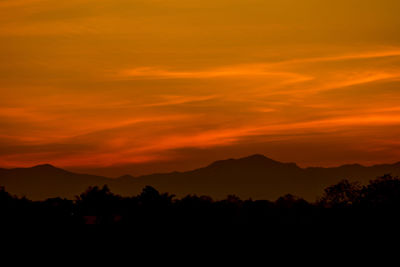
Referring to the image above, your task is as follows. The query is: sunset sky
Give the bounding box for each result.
[1,0,400,176]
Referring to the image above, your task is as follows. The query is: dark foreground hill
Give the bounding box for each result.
[1,154,400,201]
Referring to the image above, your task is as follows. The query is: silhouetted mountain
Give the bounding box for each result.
[1,155,400,200]
[0,165,111,200]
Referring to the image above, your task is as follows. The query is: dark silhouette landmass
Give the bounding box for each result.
[2,174,400,225]
[1,155,400,201]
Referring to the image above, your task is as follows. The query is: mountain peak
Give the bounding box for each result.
[31,164,68,173]
[242,154,276,161]
[32,164,58,169]
[206,154,282,169]
[238,154,284,165]
[244,154,266,159]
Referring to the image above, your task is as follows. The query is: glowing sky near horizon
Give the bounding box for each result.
[1,0,400,175]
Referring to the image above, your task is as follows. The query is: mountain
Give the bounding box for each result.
[1,155,400,201]
[0,164,111,200]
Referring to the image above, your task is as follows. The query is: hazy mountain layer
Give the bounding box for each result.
[1,155,400,201]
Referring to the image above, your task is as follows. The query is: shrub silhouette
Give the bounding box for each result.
[318,180,361,208]
[1,174,400,224]
[75,185,121,224]
[359,174,400,208]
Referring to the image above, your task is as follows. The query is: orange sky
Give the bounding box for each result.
[1,0,400,176]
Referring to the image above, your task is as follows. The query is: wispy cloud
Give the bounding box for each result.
[117,64,310,83]
[276,49,400,66]
[141,95,218,107]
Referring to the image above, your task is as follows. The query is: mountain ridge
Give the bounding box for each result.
[1,154,400,201]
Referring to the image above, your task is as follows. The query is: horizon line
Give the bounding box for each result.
[2,154,400,178]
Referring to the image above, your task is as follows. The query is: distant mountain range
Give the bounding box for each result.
[1,154,400,201]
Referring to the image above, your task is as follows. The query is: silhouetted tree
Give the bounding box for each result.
[136,186,175,223]
[318,179,361,208]
[0,186,14,206]
[3,173,400,225]
[276,194,309,209]
[138,186,174,207]
[174,195,214,224]
[359,174,400,208]
[75,185,121,224]
[0,187,34,223]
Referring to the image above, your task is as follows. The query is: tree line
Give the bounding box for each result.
[2,174,400,224]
